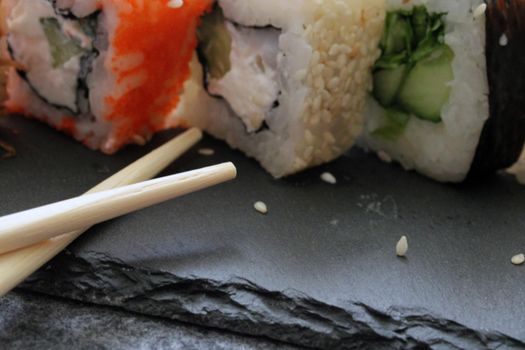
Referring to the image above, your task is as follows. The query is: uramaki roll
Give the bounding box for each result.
[175,0,386,178]
[3,0,211,153]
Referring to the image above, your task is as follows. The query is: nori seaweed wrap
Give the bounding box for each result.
[470,0,525,177]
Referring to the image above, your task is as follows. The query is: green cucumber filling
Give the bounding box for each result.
[372,6,454,138]
[197,6,232,80]
[40,17,94,68]
[372,108,411,140]
[197,6,281,133]
[9,0,100,115]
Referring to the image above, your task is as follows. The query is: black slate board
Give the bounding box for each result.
[1,115,525,349]
[1,291,296,349]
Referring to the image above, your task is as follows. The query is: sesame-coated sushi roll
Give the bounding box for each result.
[361,0,525,182]
[3,0,211,153]
[174,0,385,178]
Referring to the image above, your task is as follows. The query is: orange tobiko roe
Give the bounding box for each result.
[105,0,212,149]
[57,116,77,135]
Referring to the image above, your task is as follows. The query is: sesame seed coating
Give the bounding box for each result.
[292,1,385,173]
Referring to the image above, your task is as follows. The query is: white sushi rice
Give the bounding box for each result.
[3,0,155,153]
[55,0,100,17]
[7,0,81,112]
[473,3,487,19]
[174,0,385,178]
[361,0,489,182]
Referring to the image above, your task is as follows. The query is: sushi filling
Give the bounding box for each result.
[197,6,281,133]
[7,0,99,115]
[371,6,454,140]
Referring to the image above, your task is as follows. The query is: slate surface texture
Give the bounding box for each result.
[1,115,525,349]
[0,290,297,349]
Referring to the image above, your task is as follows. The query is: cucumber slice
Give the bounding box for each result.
[373,65,408,107]
[197,7,232,80]
[396,45,454,123]
[381,13,413,56]
[40,18,84,68]
[372,108,411,140]
[411,6,430,43]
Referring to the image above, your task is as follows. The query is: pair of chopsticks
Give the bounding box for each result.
[0,128,236,296]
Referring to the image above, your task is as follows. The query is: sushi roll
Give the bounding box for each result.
[0,1,9,110]
[0,0,13,159]
[174,0,386,178]
[3,0,211,153]
[361,0,525,182]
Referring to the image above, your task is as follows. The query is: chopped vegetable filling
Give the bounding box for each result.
[372,6,454,138]
[197,6,281,133]
[197,6,232,80]
[40,18,87,68]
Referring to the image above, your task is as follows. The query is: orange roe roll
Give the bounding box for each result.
[3,0,212,153]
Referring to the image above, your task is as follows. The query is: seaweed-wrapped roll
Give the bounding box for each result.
[361,0,525,182]
[175,0,386,178]
[3,0,211,153]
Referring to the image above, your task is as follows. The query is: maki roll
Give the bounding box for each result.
[0,1,9,109]
[361,0,525,182]
[174,0,385,177]
[3,0,211,153]
[0,0,15,159]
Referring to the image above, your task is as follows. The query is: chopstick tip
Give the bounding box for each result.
[223,162,238,179]
[230,162,237,177]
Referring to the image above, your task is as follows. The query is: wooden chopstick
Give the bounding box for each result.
[0,163,236,255]
[0,128,202,296]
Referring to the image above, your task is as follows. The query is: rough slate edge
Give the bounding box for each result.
[21,252,525,350]
[0,290,299,350]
